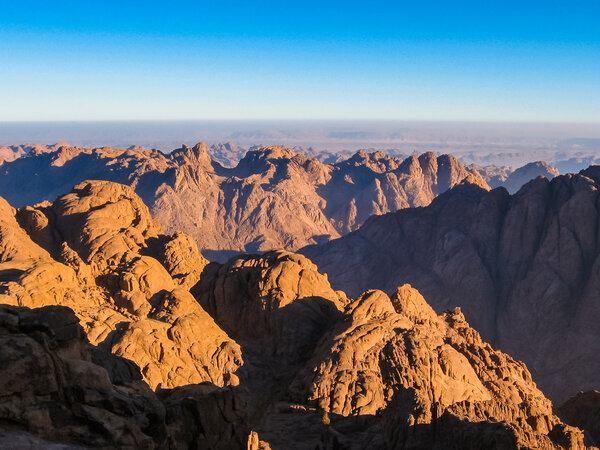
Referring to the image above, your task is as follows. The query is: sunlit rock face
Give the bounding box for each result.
[0,180,242,391]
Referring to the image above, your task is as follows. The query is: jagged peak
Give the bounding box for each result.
[242,145,296,161]
[419,150,438,161]
[231,146,297,177]
[172,142,209,156]
[170,142,215,169]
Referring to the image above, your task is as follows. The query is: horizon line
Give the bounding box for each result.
[1,118,599,125]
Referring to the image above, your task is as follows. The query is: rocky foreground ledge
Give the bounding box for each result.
[0,180,595,448]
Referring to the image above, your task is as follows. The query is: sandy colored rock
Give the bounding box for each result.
[0,181,242,391]
[0,176,591,449]
[0,304,166,448]
[195,250,345,360]
[0,303,252,449]
[152,231,208,288]
[292,285,585,449]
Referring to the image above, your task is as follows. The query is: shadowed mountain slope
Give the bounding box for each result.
[302,171,600,404]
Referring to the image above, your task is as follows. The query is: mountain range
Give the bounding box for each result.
[0,143,558,261]
[0,142,596,448]
[0,179,592,448]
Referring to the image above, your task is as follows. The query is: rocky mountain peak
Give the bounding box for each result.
[0,144,553,262]
[170,142,214,169]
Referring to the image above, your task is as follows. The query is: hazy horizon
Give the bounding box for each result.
[2,120,600,168]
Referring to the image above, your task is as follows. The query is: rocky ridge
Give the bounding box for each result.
[0,143,488,258]
[475,161,560,193]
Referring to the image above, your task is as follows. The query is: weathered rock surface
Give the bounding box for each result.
[303,173,600,403]
[0,143,488,258]
[0,178,592,449]
[290,285,584,449]
[191,247,586,448]
[0,180,242,391]
[0,304,251,449]
[194,250,345,362]
[0,304,165,448]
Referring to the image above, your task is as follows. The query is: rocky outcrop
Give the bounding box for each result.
[0,304,166,448]
[191,248,585,448]
[500,161,559,193]
[0,144,26,164]
[303,174,600,403]
[290,284,584,449]
[151,231,208,289]
[475,160,559,193]
[0,180,242,390]
[194,250,345,362]
[0,143,488,258]
[0,178,591,448]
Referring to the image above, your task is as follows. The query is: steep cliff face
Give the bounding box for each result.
[0,143,487,257]
[303,173,600,403]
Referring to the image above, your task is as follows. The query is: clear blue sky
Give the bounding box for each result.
[1,1,599,122]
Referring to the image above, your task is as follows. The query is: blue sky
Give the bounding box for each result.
[1,1,599,122]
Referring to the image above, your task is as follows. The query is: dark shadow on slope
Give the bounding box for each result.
[202,248,245,263]
[0,268,25,283]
